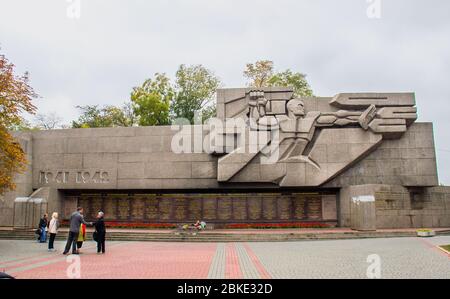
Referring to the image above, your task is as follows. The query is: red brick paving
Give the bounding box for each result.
[7,242,271,279]
[3,243,99,273]
[1,253,48,266]
[14,242,217,279]
[3,237,450,279]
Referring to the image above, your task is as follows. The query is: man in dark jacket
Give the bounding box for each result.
[63,207,93,255]
[38,214,48,243]
[94,211,106,254]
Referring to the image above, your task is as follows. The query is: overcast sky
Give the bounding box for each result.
[1,0,449,184]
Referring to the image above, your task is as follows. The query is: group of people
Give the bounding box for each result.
[36,212,59,251]
[36,207,106,255]
[38,211,206,253]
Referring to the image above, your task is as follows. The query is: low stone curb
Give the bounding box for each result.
[0,230,427,242]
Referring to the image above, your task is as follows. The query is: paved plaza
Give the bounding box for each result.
[0,236,449,279]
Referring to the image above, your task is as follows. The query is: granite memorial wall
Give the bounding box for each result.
[1,87,448,230]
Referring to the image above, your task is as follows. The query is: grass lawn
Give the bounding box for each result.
[439,245,450,252]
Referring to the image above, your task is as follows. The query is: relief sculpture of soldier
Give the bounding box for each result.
[247,90,377,168]
[216,89,417,186]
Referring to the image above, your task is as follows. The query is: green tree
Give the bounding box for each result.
[267,69,313,97]
[72,104,135,128]
[130,73,172,126]
[171,64,221,124]
[121,102,138,127]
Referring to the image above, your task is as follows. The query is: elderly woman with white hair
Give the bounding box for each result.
[48,212,59,251]
[93,211,106,254]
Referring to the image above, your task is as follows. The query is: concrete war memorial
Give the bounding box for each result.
[1,87,449,231]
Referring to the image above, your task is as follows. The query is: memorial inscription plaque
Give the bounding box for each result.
[307,196,322,220]
[131,196,145,220]
[293,195,306,220]
[103,197,117,221]
[188,197,202,221]
[71,192,334,223]
[217,197,232,220]
[233,198,247,220]
[248,197,262,220]
[158,198,172,220]
[117,196,130,221]
[145,196,159,220]
[203,198,217,220]
[262,197,276,220]
[173,197,188,221]
[90,196,103,219]
[277,196,292,220]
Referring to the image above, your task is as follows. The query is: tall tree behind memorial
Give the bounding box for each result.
[244,60,314,97]
[130,73,172,126]
[72,104,136,128]
[171,64,221,124]
[243,60,274,88]
[0,51,37,195]
[34,112,64,130]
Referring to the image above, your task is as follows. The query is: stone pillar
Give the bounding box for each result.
[340,185,378,231]
[12,187,62,229]
[350,195,376,231]
[0,132,34,227]
[12,197,32,229]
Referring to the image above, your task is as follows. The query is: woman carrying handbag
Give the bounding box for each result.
[93,211,106,254]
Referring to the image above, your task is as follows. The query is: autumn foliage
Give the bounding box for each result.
[0,52,37,195]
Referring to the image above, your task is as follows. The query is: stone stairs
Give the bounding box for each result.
[1,228,445,242]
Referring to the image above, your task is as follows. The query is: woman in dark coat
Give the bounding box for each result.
[38,214,48,243]
[94,211,106,254]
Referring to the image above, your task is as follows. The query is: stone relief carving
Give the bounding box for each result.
[39,170,110,185]
[214,88,417,187]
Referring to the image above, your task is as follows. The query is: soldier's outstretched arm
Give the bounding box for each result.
[314,104,376,130]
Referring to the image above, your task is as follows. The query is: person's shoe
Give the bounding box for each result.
[72,252,79,255]
[62,252,68,255]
